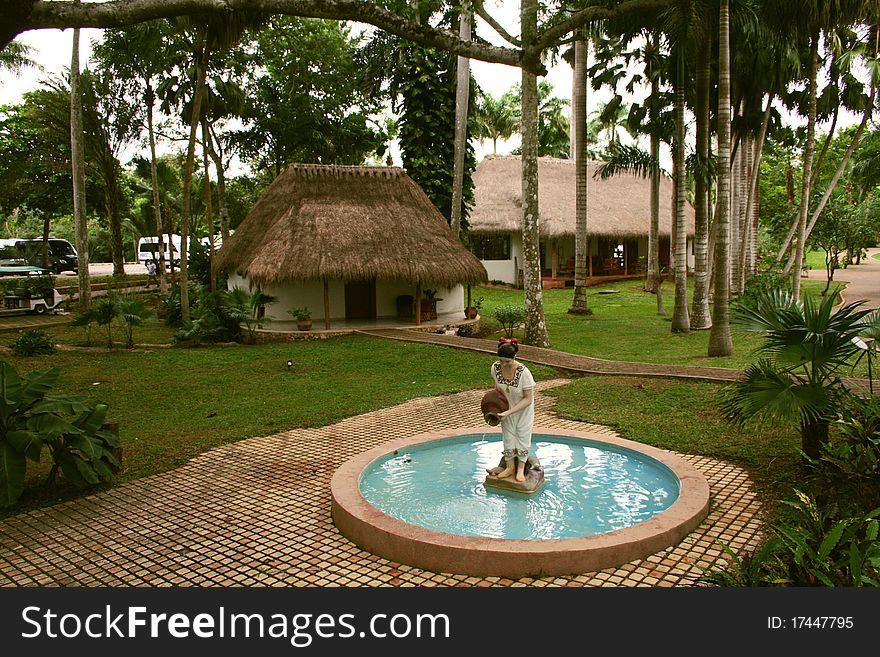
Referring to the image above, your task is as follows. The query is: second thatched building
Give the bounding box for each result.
[215,163,488,328]
[468,155,695,287]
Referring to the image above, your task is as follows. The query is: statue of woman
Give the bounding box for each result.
[486,338,535,482]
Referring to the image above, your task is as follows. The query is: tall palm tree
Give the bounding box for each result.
[520,0,549,348]
[721,289,879,458]
[569,36,591,315]
[450,1,472,239]
[160,12,262,321]
[92,20,172,292]
[70,22,89,311]
[474,91,519,154]
[708,0,734,357]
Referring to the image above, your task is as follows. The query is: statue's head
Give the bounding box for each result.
[497,337,518,359]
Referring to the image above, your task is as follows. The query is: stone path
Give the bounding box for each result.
[0,382,764,587]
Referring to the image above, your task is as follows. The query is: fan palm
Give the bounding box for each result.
[721,289,880,458]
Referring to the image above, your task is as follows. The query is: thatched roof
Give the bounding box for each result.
[469,155,695,238]
[215,164,488,287]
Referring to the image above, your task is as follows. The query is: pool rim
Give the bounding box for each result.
[331,427,711,578]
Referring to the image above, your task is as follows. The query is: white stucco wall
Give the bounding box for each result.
[227,273,465,320]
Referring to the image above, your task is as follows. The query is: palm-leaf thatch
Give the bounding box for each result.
[469,154,694,239]
[215,164,488,288]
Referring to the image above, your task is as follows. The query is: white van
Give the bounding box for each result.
[137,234,181,266]
[137,234,221,266]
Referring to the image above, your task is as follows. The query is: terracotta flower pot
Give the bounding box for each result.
[480,388,509,426]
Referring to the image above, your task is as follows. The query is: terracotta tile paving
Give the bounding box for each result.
[0,380,767,587]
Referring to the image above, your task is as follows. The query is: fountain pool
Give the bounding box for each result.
[331,427,710,577]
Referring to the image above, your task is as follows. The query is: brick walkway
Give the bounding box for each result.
[0,381,765,587]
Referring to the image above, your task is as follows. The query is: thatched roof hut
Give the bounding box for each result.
[469,155,694,238]
[216,163,487,287]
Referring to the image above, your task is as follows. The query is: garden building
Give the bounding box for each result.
[215,163,488,329]
[467,155,696,288]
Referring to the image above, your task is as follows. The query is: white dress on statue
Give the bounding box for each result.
[491,361,536,459]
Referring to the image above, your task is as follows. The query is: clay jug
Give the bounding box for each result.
[480,388,509,426]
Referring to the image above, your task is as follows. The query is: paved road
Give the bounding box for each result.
[832,246,880,311]
[50,262,148,278]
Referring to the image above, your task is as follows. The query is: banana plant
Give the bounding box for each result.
[0,361,120,506]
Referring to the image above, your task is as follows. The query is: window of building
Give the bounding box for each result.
[469,234,511,260]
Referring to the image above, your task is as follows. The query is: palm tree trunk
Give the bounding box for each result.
[449,1,471,238]
[671,58,689,333]
[729,138,741,294]
[800,417,828,460]
[107,161,125,275]
[146,83,168,294]
[569,38,591,315]
[206,123,230,244]
[70,20,90,310]
[179,37,209,322]
[690,34,711,330]
[708,0,733,357]
[521,0,549,347]
[645,30,660,294]
[791,31,819,301]
[201,119,216,292]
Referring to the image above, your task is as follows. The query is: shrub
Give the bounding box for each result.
[733,270,790,311]
[8,329,57,356]
[492,304,525,338]
[0,361,120,506]
[804,394,880,509]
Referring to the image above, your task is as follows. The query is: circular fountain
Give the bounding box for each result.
[331,427,710,578]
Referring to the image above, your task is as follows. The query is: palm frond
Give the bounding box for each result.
[593,142,663,180]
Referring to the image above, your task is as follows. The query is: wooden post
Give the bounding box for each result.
[323,278,331,329]
[467,284,472,308]
[415,281,422,325]
[588,237,593,278]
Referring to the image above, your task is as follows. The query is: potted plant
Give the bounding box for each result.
[465,296,483,319]
[421,289,442,320]
[288,306,312,331]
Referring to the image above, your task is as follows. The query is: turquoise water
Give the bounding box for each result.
[359,433,680,540]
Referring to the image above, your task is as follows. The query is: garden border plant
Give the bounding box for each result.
[0,360,120,507]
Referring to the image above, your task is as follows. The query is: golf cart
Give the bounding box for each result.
[0,266,66,315]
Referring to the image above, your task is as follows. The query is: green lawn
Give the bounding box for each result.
[468,277,860,374]
[0,269,869,518]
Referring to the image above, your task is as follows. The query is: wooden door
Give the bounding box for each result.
[344,279,376,319]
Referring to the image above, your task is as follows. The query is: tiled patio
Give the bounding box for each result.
[0,380,766,587]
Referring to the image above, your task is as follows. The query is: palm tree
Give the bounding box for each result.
[474,91,519,155]
[70,23,89,311]
[721,289,879,458]
[93,20,174,293]
[708,0,734,357]
[450,1,472,239]
[569,36,591,315]
[520,0,549,348]
[0,40,34,73]
[159,12,263,321]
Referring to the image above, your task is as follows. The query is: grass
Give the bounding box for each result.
[0,269,871,518]
[0,335,558,516]
[469,278,865,375]
[545,376,803,499]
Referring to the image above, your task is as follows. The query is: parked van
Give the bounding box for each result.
[0,238,26,268]
[137,234,221,266]
[12,238,78,274]
[137,234,181,266]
